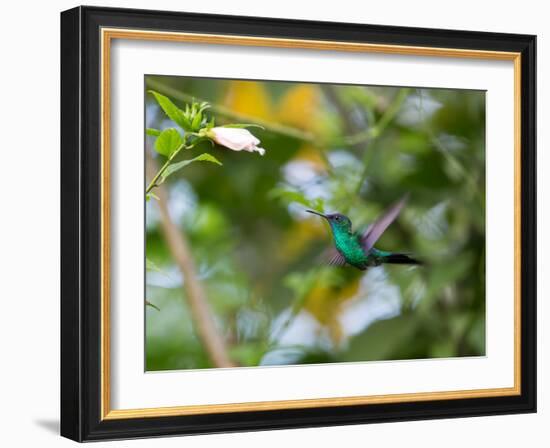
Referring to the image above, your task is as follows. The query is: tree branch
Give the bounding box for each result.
[147,157,235,368]
[320,86,410,211]
[146,77,316,143]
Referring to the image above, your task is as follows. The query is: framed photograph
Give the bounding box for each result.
[60,6,536,442]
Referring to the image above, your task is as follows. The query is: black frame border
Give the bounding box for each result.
[61,6,536,442]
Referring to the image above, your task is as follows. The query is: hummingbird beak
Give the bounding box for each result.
[306,209,328,220]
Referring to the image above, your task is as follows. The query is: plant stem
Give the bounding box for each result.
[146,141,189,194]
[146,153,174,194]
[146,77,317,143]
[147,156,236,368]
[353,88,411,196]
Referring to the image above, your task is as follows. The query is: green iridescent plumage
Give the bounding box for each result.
[307,196,422,271]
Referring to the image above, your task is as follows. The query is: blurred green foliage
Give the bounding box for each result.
[145,75,486,371]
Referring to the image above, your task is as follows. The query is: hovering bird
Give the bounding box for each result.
[307,196,422,271]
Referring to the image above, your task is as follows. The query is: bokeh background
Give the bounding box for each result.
[145,75,486,371]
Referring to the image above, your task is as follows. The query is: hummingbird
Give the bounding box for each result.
[306,196,422,271]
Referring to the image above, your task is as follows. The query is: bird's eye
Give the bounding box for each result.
[335,216,340,220]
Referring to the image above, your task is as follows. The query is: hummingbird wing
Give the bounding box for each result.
[361,195,408,252]
[321,247,347,267]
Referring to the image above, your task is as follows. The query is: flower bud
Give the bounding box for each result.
[207,127,265,156]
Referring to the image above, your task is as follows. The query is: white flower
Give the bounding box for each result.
[207,127,266,156]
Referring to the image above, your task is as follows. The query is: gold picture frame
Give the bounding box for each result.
[61,6,536,442]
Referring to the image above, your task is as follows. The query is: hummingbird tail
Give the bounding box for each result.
[383,253,423,265]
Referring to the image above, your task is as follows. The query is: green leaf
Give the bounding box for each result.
[268,187,324,211]
[222,123,265,130]
[146,128,161,137]
[198,101,210,113]
[146,257,161,272]
[229,343,264,366]
[160,153,222,183]
[145,257,173,280]
[191,111,203,131]
[341,315,419,362]
[154,128,183,157]
[148,90,190,130]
